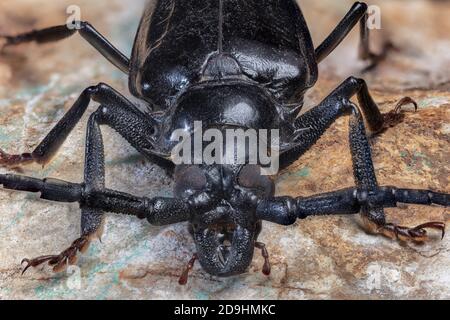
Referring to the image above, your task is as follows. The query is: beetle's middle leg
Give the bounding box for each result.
[281,76,412,169]
[347,108,445,242]
[0,83,169,169]
[21,109,109,272]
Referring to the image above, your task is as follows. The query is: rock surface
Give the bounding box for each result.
[0,0,448,299]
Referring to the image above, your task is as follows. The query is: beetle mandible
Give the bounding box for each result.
[0,0,448,284]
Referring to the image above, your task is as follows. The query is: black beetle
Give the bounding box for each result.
[0,0,448,284]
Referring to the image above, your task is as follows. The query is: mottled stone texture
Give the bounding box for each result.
[0,0,448,299]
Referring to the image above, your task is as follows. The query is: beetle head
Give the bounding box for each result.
[174,164,274,276]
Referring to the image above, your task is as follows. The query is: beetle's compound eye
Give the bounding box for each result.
[237,165,274,198]
[174,165,207,197]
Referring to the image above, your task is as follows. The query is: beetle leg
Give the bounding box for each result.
[0,83,168,170]
[282,77,379,169]
[0,172,193,274]
[349,107,445,242]
[178,254,198,285]
[21,236,91,274]
[1,22,129,73]
[361,219,445,243]
[18,109,108,274]
[0,86,174,274]
[21,210,105,274]
[281,77,418,169]
[381,97,419,130]
[256,186,448,241]
[348,109,446,243]
[264,108,447,243]
[255,242,271,276]
[315,2,392,70]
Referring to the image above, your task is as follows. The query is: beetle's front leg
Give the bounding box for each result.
[257,187,447,242]
[0,173,192,223]
[0,173,193,273]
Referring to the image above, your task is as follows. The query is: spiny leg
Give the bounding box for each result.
[282,80,353,169]
[11,86,165,273]
[0,174,194,222]
[276,83,446,242]
[0,83,160,168]
[256,187,448,228]
[22,110,108,273]
[315,2,393,70]
[0,173,195,273]
[0,172,195,274]
[281,76,407,169]
[1,21,129,73]
[348,109,445,242]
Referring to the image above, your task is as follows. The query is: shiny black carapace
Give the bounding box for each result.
[0,0,448,284]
